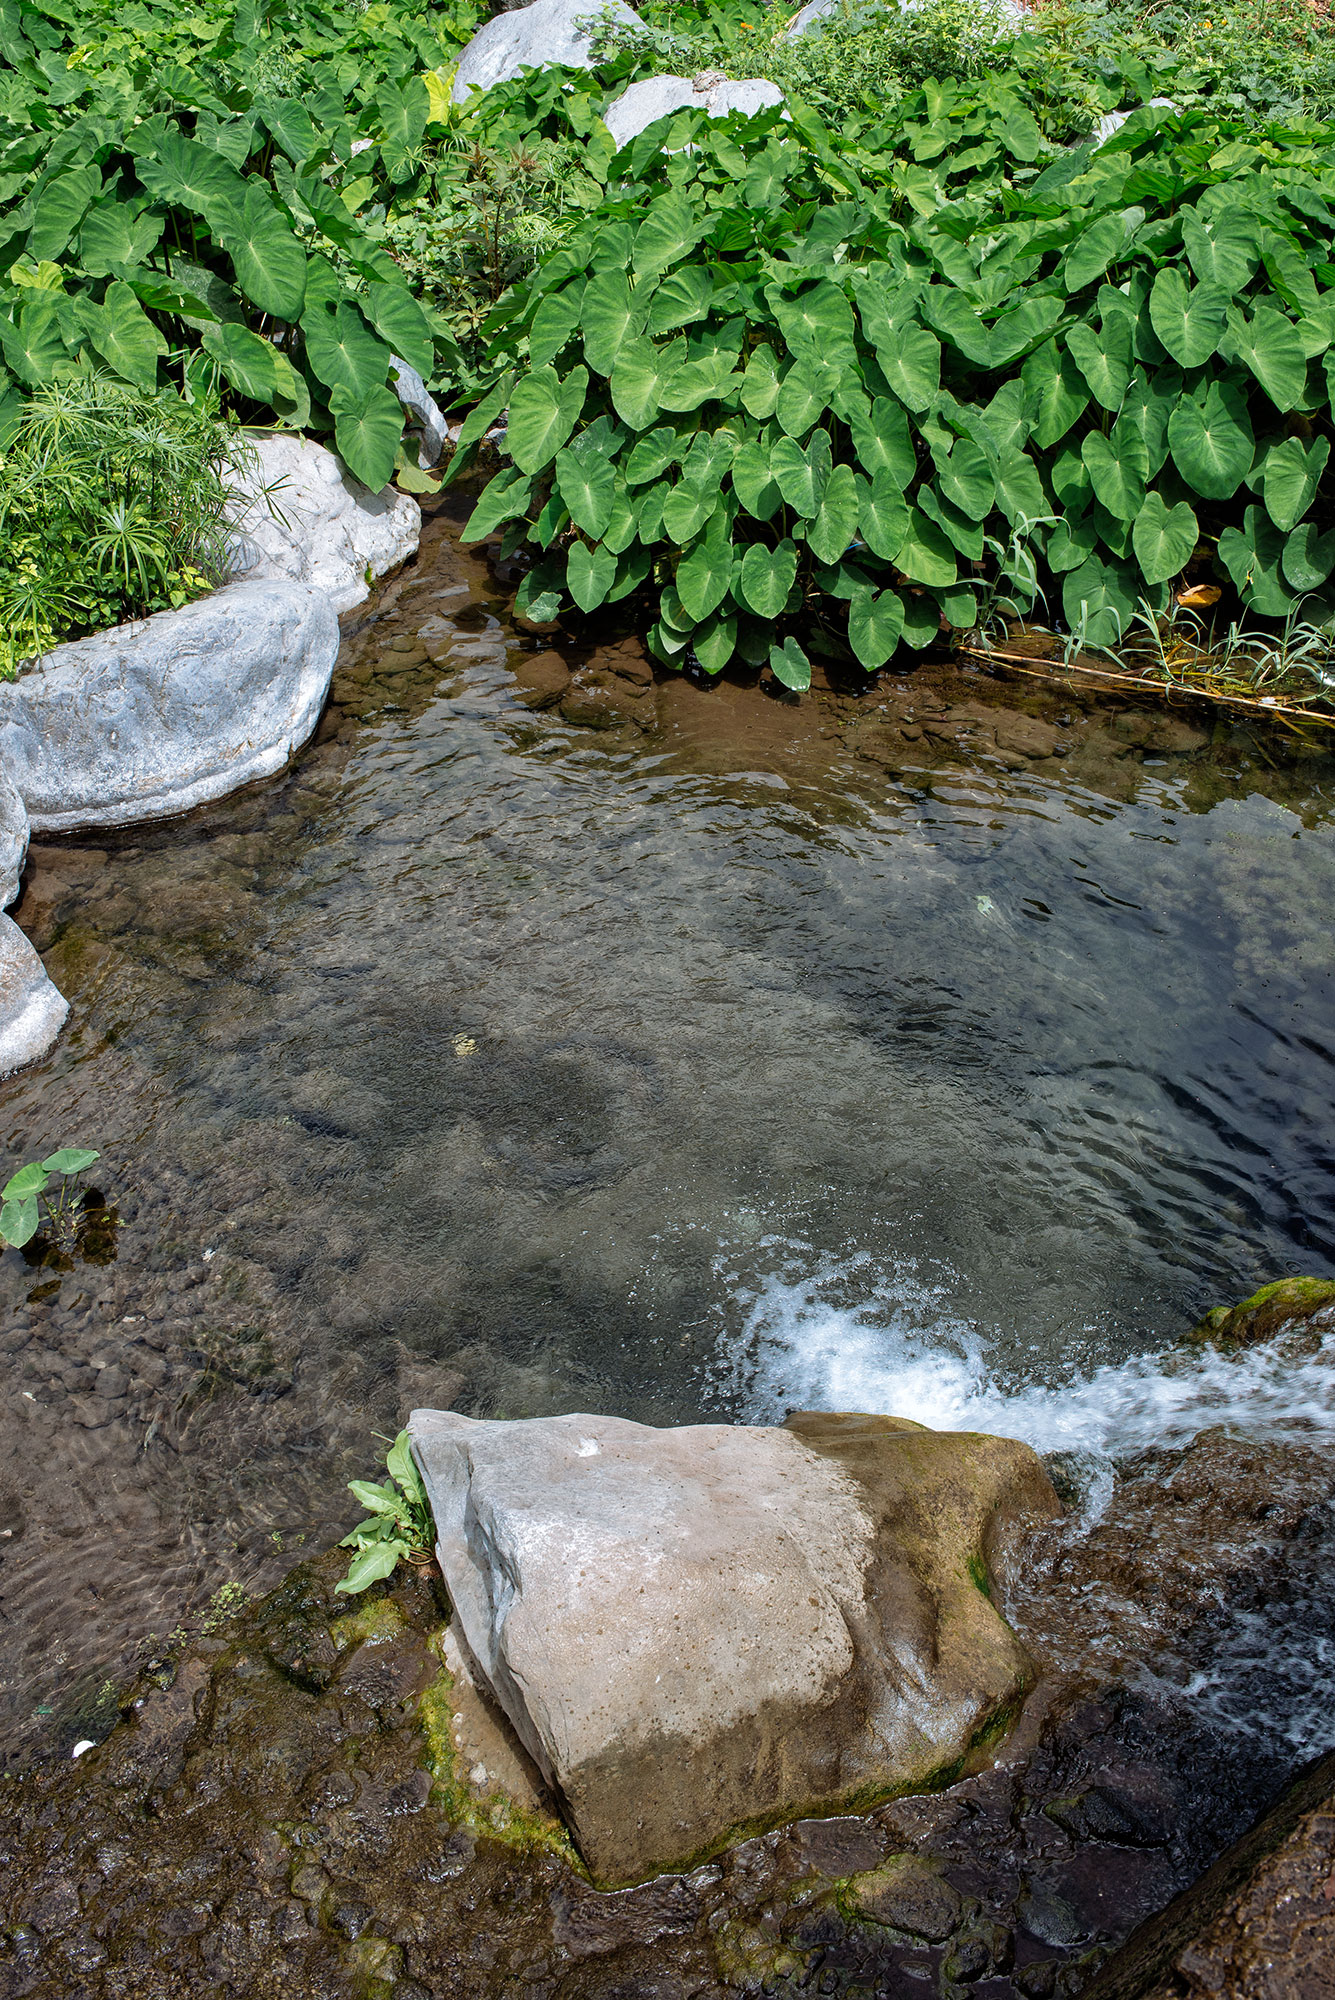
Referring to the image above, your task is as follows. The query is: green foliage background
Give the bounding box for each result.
[1,0,1333,673]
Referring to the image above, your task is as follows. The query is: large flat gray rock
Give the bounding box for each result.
[604,73,784,151]
[0,578,338,834]
[451,0,644,103]
[410,1406,1059,1885]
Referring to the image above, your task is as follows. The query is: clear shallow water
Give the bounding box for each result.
[4,516,1335,1756]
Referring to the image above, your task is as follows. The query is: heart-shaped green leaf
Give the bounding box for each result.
[609,337,662,430]
[738,538,798,618]
[216,182,307,321]
[1167,381,1254,500]
[332,383,403,491]
[1283,521,1335,592]
[1262,435,1330,534]
[1081,427,1148,522]
[848,584,905,669]
[1225,302,1309,413]
[567,541,618,612]
[1131,491,1198,586]
[1148,269,1228,369]
[806,462,859,566]
[676,512,735,621]
[302,299,392,403]
[79,280,166,391]
[508,364,588,474]
[769,636,811,691]
[1217,504,1297,617]
[938,438,996,522]
[895,508,957,588]
[731,438,783,521]
[40,1148,99,1175]
[856,469,910,562]
[1062,554,1137,648]
[1065,316,1133,413]
[770,431,830,518]
[849,397,916,485]
[555,441,615,538]
[3,1162,49,1200]
[693,608,737,674]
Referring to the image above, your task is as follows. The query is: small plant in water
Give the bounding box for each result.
[0,1149,101,1250]
[337,1431,434,1595]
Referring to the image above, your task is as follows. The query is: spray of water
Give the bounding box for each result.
[713,1245,1335,1458]
[707,1243,1335,1755]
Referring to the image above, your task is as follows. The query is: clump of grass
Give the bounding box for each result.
[0,376,253,677]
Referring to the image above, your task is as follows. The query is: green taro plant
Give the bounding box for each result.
[337,1429,435,1594]
[0,1148,101,1249]
[460,84,1335,692]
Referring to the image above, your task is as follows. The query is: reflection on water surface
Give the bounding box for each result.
[2,505,1335,1762]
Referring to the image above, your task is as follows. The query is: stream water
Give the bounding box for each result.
[3,504,1335,1771]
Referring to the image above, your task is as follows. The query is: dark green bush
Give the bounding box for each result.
[464,87,1335,687]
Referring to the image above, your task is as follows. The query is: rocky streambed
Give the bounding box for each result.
[2,493,1335,1994]
[2,1301,1333,1997]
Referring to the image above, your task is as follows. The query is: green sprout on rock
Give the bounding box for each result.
[0,1149,101,1250]
[336,1430,435,1595]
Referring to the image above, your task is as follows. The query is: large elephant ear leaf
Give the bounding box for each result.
[79,280,166,391]
[201,319,285,403]
[359,280,436,379]
[508,365,588,474]
[567,541,617,612]
[25,165,101,261]
[215,183,307,321]
[0,298,72,385]
[302,299,393,402]
[133,131,248,227]
[331,383,404,492]
[78,200,164,278]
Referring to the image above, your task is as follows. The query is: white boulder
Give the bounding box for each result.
[1091,98,1178,148]
[786,0,1023,35]
[0,579,338,835]
[230,433,421,616]
[0,763,66,1076]
[410,1405,1060,1885]
[604,73,785,150]
[451,0,644,103]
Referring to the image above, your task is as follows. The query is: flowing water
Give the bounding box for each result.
[3,504,1335,1771]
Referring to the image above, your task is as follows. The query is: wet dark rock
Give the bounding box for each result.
[1084,1748,1335,2000]
[510,649,572,709]
[847,1853,965,1940]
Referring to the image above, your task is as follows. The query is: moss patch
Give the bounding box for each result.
[417,1659,577,1863]
[1188,1276,1335,1352]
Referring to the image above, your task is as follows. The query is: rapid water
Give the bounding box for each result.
[3,510,1335,1760]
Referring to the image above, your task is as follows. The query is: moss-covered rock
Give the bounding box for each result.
[1187,1276,1335,1352]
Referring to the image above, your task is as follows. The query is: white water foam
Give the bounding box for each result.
[713,1245,1335,1458]
[709,1244,1335,1753]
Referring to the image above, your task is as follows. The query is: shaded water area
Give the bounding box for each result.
[4,497,1335,1784]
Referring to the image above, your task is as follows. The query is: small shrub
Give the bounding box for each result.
[0,381,249,672]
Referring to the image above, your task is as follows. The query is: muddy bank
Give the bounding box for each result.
[1,1378,1332,1998]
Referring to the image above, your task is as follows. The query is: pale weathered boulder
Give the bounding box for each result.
[389,357,449,469]
[604,72,785,150]
[409,1405,1060,1885]
[451,0,644,103]
[230,433,421,615]
[0,762,66,1075]
[0,918,68,1076]
[0,579,338,834]
[786,0,1023,34]
[1091,98,1178,148]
